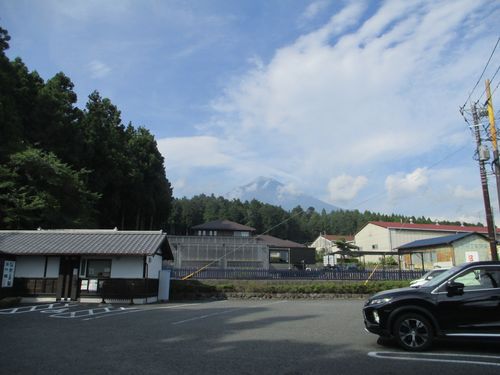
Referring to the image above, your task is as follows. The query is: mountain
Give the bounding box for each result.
[226,177,341,212]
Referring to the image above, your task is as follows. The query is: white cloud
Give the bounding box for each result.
[328,174,368,202]
[301,1,330,21]
[199,0,499,219]
[385,168,429,200]
[156,1,498,222]
[278,182,302,198]
[88,60,111,79]
[453,186,482,200]
[157,136,233,169]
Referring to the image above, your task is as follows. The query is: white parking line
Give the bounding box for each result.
[368,351,500,367]
[171,300,287,325]
[0,303,73,314]
[50,306,137,319]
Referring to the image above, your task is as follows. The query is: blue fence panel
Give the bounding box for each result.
[170,268,425,281]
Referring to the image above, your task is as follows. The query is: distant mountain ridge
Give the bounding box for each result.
[226,177,340,212]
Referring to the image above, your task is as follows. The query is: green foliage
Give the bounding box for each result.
[0,148,100,228]
[167,194,478,243]
[170,279,411,299]
[0,26,172,230]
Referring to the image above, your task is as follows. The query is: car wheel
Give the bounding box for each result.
[393,313,433,351]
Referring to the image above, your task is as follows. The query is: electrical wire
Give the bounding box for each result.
[463,37,500,108]
[479,63,500,104]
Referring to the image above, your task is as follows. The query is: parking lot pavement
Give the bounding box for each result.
[1,299,499,375]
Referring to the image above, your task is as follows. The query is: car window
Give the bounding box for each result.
[425,266,459,288]
[426,269,445,280]
[452,267,499,290]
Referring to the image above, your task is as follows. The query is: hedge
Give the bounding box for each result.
[170,279,410,300]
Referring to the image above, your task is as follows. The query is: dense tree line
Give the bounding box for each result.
[0,27,172,230]
[167,194,480,244]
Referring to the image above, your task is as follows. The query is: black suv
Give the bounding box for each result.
[363,261,500,351]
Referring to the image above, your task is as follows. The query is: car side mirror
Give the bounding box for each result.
[446,281,464,296]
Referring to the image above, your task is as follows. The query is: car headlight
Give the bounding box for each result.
[369,297,393,305]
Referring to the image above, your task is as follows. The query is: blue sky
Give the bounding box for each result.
[2,0,500,223]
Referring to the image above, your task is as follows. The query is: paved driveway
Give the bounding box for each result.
[1,299,499,374]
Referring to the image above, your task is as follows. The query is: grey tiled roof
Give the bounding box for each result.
[257,234,306,248]
[0,230,171,257]
[192,220,256,232]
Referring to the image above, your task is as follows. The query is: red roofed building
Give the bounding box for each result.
[354,221,498,267]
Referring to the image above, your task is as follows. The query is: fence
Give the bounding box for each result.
[171,268,425,281]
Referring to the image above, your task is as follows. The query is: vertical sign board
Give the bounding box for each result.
[2,260,16,288]
[465,251,479,263]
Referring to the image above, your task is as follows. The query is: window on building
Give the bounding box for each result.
[234,231,250,237]
[269,250,289,264]
[86,259,112,278]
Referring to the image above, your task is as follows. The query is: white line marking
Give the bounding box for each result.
[82,309,143,321]
[50,307,138,319]
[0,303,72,314]
[368,351,500,367]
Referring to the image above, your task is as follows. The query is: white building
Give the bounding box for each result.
[0,229,172,303]
[309,234,355,264]
[354,221,497,266]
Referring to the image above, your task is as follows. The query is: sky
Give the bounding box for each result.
[2,0,500,224]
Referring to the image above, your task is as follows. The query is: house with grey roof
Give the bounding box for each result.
[167,219,315,270]
[0,229,173,303]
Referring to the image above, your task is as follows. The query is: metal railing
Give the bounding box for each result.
[170,268,424,281]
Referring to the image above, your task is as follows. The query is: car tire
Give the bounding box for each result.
[393,313,433,351]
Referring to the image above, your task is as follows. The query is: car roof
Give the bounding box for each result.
[458,261,500,269]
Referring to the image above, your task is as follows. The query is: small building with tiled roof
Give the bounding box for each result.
[0,229,173,303]
[355,221,499,267]
[396,232,492,270]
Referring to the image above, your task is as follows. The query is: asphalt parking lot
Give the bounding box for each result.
[1,299,499,375]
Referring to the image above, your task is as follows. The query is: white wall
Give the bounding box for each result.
[45,257,60,277]
[15,256,45,277]
[355,224,393,262]
[147,255,162,279]
[110,256,143,278]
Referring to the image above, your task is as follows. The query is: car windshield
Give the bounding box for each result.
[421,266,459,288]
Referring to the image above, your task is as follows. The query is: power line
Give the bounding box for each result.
[462,37,500,108]
[479,63,500,104]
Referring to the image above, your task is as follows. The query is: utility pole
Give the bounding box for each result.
[486,79,500,211]
[472,103,499,261]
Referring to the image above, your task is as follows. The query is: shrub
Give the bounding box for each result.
[169,279,410,299]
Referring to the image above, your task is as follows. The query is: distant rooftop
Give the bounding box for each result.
[257,234,306,248]
[367,221,494,233]
[192,220,256,232]
[322,234,354,242]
